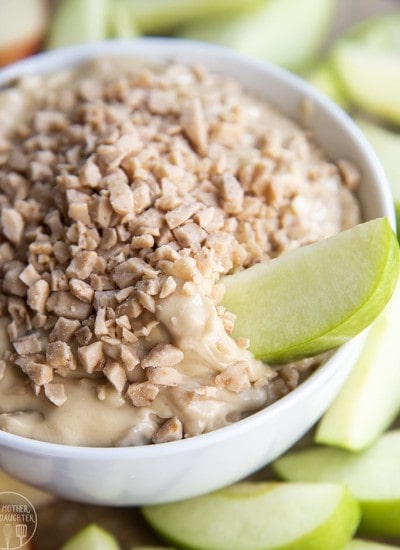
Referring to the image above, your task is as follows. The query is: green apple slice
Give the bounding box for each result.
[46,0,112,49]
[108,0,139,39]
[332,41,400,124]
[222,218,400,363]
[126,0,262,35]
[315,279,400,451]
[142,482,360,550]
[306,62,350,109]
[61,524,120,550]
[356,118,400,239]
[344,13,400,50]
[345,541,400,550]
[177,0,336,72]
[273,431,400,536]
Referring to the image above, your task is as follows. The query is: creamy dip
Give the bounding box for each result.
[0,57,360,446]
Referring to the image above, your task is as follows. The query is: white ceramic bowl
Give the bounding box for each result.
[0,38,395,506]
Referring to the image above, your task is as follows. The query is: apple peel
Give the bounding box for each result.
[222,217,400,363]
[142,481,360,550]
[273,430,400,537]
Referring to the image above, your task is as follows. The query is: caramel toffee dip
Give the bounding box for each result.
[0,58,360,446]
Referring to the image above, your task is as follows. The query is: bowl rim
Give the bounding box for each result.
[0,37,394,458]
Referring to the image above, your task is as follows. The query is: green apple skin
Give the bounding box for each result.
[47,0,112,49]
[61,523,120,550]
[356,118,400,240]
[177,0,336,73]
[108,0,139,39]
[222,218,400,363]
[332,40,400,125]
[343,13,400,50]
[273,431,400,536]
[315,280,400,451]
[306,62,350,109]
[126,0,262,35]
[345,540,400,550]
[142,482,360,550]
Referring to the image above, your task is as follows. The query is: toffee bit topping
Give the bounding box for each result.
[44,383,67,407]
[141,343,184,369]
[126,381,159,407]
[152,416,183,444]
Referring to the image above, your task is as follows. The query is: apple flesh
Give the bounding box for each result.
[344,13,400,50]
[108,0,139,39]
[61,524,120,550]
[356,118,400,240]
[273,431,400,536]
[332,40,400,124]
[0,0,48,66]
[306,62,350,109]
[125,0,262,35]
[315,280,400,450]
[142,482,360,550]
[47,0,112,49]
[330,14,400,124]
[177,0,336,72]
[222,218,400,363]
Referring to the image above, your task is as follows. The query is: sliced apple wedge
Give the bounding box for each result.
[332,41,400,124]
[306,62,350,109]
[222,218,400,363]
[177,0,336,72]
[142,482,360,550]
[315,279,400,450]
[108,0,139,39]
[126,0,261,35]
[61,524,120,550]
[345,13,400,50]
[0,0,48,66]
[273,431,400,536]
[356,118,400,238]
[46,0,112,49]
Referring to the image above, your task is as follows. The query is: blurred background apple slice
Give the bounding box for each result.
[47,0,112,49]
[315,280,400,451]
[0,0,48,67]
[61,524,120,550]
[125,0,262,35]
[177,0,336,72]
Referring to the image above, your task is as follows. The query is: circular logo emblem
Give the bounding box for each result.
[0,492,37,550]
